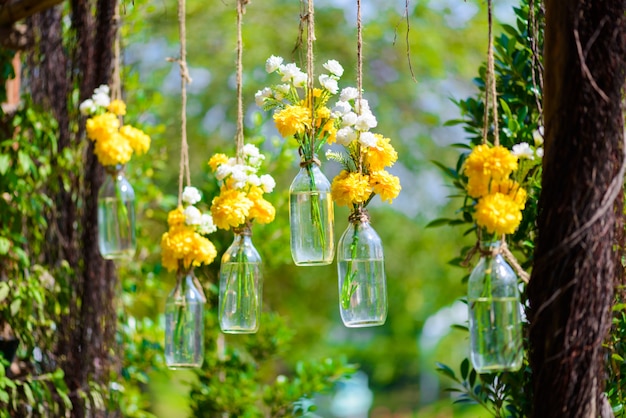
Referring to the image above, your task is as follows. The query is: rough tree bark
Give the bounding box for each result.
[25,1,119,416]
[528,1,626,417]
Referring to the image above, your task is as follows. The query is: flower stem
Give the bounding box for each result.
[341,224,359,310]
[306,164,326,254]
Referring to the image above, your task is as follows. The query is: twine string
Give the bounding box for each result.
[348,207,370,224]
[306,0,316,157]
[461,239,530,284]
[235,0,248,163]
[174,0,192,207]
[356,0,364,175]
[111,4,122,103]
[482,0,500,146]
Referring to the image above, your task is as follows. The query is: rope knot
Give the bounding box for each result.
[299,156,321,167]
[348,207,370,224]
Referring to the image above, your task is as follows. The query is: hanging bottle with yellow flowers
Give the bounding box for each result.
[208,144,275,333]
[462,144,528,373]
[161,186,217,368]
[327,90,401,327]
[81,85,150,260]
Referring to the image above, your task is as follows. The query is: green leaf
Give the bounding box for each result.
[22,382,35,405]
[460,358,469,380]
[0,154,9,175]
[10,298,21,316]
[17,151,32,174]
[0,282,9,303]
[435,362,457,381]
[0,237,9,255]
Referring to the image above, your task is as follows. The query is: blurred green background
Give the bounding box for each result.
[115,0,517,415]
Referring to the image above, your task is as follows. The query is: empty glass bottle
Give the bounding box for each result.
[468,240,523,373]
[165,270,205,368]
[337,215,387,327]
[97,165,136,259]
[219,226,262,333]
[289,161,334,266]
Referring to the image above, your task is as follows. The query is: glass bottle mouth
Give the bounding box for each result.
[478,239,502,251]
[104,164,124,176]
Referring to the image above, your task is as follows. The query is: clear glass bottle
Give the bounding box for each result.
[97,165,136,259]
[219,227,262,333]
[468,240,523,373]
[164,270,205,368]
[289,162,334,266]
[337,218,387,327]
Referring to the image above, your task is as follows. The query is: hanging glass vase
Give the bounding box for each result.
[97,165,136,259]
[164,269,205,368]
[218,225,263,333]
[468,240,523,373]
[289,160,334,266]
[337,211,387,327]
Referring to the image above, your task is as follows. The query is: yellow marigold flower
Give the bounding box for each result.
[321,119,337,144]
[248,196,276,224]
[120,125,150,155]
[467,174,490,198]
[208,153,229,172]
[369,170,401,203]
[474,193,522,235]
[331,170,372,207]
[491,178,527,210]
[247,186,264,201]
[167,207,186,227]
[316,106,331,127]
[107,99,127,116]
[186,234,217,268]
[464,144,518,181]
[364,134,398,172]
[93,131,132,166]
[86,112,119,143]
[273,105,311,138]
[211,189,254,230]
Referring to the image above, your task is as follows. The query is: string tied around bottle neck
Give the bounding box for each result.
[299,155,321,168]
[233,222,253,237]
[176,263,207,303]
[348,206,370,225]
[462,238,530,284]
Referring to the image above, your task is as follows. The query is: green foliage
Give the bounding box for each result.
[435,1,542,416]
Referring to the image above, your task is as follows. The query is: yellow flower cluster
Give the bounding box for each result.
[463,145,526,235]
[208,147,276,231]
[84,97,150,167]
[161,207,217,272]
[331,134,401,207]
[273,105,311,138]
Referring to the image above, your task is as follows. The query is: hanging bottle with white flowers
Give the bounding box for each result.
[218,224,263,333]
[468,240,523,373]
[289,161,335,265]
[165,268,205,368]
[208,144,276,334]
[337,210,387,327]
[98,165,136,259]
[81,84,151,260]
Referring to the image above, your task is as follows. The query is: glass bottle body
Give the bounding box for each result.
[219,232,263,333]
[165,271,205,369]
[97,167,136,259]
[337,220,387,327]
[289,163,334,266]
[468,241,523,373]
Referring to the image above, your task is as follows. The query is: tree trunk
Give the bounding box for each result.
[26,1,118,416]
[528,1,626,417]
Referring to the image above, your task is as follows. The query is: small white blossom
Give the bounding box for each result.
[276,84,291,95]
[197,213,217,235]
[243,143,261,158]
[94,84,110,96]
[247,174,261,187]
[92,92,110,108]
[336,127,357,146]
[533,126,544,146]
[359,132,378,148]
[231,164,249,189]
[255,88,272,107]
[332,101,352,117]
[182,186,202,205]
[292,72,308,88]
[536,148,544,158]
[260,174,276,193]
[355,112,378,131]
[354,98,370,114]
[184,206,202,226]
[340,87,359,102]
[512,142,534,160]
[215,164,232,181]
[265,55,284,73]
[79,99,96,116]
[341,111,358,127]
[280,63,301,83]
[323,59,344,77]
[319,74,339,94]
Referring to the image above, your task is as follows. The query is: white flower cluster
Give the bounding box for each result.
[331,88,378,147]
[255,56,345,107]
[215,144,276,193]
[512,128,544,160]
[181,186,217,235]
[79,84,111,116]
